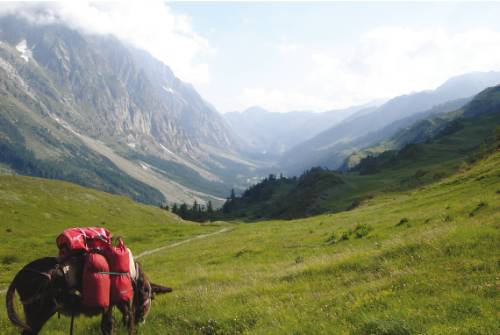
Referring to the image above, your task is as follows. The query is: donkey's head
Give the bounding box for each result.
[133,262,172,324]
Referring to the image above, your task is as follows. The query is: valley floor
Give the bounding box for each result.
[1,152,499,334]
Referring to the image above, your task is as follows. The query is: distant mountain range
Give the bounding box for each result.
[224,103,378,158]
[217,84,500,219]
[278,71,500,174]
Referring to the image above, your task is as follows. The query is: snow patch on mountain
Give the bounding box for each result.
[159,143,174,155]
[139,161,150,171]
[15,39,31,62]
[163,86,175,94]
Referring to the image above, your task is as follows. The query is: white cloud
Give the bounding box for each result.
[230,26,500,113]
[305,26,500,108]
[277,43,298,53]
[0,2,213,84]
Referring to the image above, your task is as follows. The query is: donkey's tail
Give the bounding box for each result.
[6,277,32,332]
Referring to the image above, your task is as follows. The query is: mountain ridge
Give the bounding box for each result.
[278,71,500,175]
[224,103,378,158]
[0,15,257,204]
[215,85,500,220]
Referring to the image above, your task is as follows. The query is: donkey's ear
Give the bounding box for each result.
[150,283,173,295]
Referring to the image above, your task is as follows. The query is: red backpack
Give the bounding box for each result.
[107,238,133,304]
[82,252,110,308]
[56,227,112,256]
[56,227,133,307]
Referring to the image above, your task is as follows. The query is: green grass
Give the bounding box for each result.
[0,176,224,287]
[0,152,499,334]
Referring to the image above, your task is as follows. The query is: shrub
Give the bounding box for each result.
[235,249,251,258]
[348,198,361,210]
[396,218,409,227]
[325,232,338,245]
[413,169,428,179]
[1,255,19,265]
[340,230,352,241]
[295,256,304,264]
[469,201,487,217]
[353,224,373,238]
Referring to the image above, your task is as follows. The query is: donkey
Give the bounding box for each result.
[6,256,172,334]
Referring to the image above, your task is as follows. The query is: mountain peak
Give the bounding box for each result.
[436,71,500,95]
[242,106,270,114]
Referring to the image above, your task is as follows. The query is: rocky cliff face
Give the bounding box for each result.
[0,16,254,204]
[0,16,238,155]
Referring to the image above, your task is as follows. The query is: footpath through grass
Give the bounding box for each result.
[1,152,499,334]
[0,176,225,287]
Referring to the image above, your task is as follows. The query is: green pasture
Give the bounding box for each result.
[0,152,499,334]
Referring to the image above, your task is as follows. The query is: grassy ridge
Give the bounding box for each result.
[0,151,498,334]
[139,152,500,334]
[0,176,224,287]
[222,111,499,220]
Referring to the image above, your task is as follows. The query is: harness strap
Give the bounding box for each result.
[97,271,129,276]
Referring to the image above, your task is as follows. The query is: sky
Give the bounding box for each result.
[2,2,500,113]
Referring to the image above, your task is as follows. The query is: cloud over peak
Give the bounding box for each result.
[0,2,213,85]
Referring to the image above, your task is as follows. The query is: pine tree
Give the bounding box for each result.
[179,203,188,218]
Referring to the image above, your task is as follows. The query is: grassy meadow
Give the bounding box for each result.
[1,151,499,334]
[0,176,224,287]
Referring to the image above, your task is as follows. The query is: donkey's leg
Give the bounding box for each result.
[101,307,113,335]
[117,301,135,335]
[22,301,56,335]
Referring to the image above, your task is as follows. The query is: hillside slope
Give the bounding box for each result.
[221,85,500,219]
[0,148,498,334]
[280,72,500,174]
[346,84,500,170]
[0,15,256,205]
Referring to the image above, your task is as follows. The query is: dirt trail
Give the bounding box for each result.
[135,227,231,259]
[0,227,232,295]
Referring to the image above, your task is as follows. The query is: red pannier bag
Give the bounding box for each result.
[82,252,111,308]
[57,227,112,256]
[107,239,133,304]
